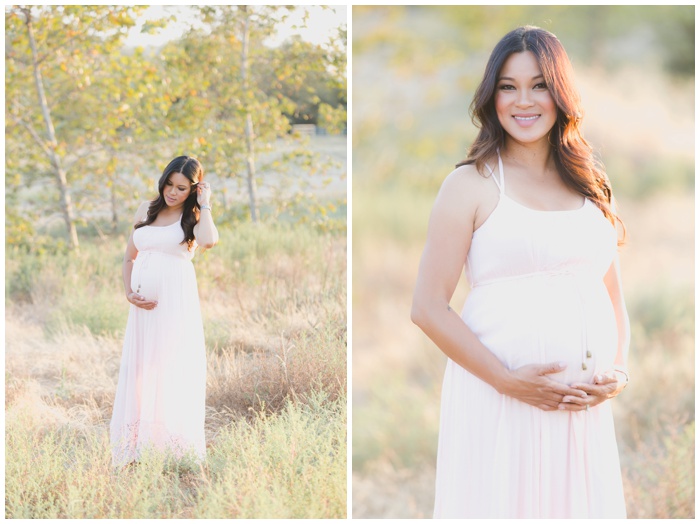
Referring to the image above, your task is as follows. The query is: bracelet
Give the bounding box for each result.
[613,368,629,388]
[200,204,212,211]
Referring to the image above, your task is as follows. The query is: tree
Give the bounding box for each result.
[160,5,345,222]
[259,34,347,130]
[5,5,161,248]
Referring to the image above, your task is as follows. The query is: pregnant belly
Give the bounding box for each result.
[131,254,163,301]
[462,275,618,385]
[131,251,192,302]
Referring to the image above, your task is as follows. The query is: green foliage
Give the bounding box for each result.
[263,36,347,126]
[5,5,346,246]
[318,103,347,134]
[5,5,166,246]
[157,6,346,221]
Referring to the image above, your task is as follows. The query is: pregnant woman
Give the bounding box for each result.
[411,27,630,518]
[110,155,218,467]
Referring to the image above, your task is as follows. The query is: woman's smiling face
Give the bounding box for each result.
[163,172,192,208]
[495,51,558,146]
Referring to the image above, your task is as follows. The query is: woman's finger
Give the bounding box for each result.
[561,395,587,405]
[593,373,617,385]
[134,298,157,309]
[550,382,588,398]
[558,402,590,412]
[572,382,615,397]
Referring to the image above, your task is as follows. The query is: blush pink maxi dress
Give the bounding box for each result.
[110,216,206,466]
[433,153,626,518]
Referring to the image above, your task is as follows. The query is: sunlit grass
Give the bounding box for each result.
[6,392,346,519]
[6,220,347,518]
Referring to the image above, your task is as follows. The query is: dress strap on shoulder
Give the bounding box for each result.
[484,162,502,192]
[496,150,506,194]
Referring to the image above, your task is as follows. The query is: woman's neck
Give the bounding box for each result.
[159,204,183,217]
[501,137,557,180]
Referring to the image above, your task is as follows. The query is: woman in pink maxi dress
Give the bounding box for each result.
[411,27,630,518]
[110,156,219,467]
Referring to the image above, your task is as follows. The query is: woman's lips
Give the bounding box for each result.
[166,196,176,203]
[513,114,540,127]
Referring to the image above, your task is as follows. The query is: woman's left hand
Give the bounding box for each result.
[197,182,212,206]
[557,372,623,412]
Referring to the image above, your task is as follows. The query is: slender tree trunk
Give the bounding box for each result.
[23,7,80,250]
[240,6,259,223]
[110,174,119,233]
[106,153,119,232]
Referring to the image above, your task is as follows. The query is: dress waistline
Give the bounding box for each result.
[137,250,192,269]
[471,269,589,289]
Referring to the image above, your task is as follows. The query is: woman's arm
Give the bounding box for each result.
[124,202,158,310]
[606,198,631,377]
[411,167,588,411]
[605,253,631,374]
[193,183,218,249]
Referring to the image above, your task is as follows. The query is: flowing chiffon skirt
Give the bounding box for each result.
[110,220,206,466]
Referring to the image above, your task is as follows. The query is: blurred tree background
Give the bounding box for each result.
[5,4,347,252]
[352,5,694,518]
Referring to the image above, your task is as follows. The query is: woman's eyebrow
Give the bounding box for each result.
[498,74,544,81]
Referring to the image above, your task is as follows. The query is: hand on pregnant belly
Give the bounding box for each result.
[127,292,158,310]
[504,361,590,411]
[557,371,622,412]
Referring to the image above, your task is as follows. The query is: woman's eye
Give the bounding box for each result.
[498,84,515,91]
[534,82,548,89]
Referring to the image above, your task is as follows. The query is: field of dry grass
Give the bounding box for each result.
[5,220,347,518]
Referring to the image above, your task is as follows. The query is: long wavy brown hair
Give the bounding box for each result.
[134,156,204,250]
[458,26,624,240]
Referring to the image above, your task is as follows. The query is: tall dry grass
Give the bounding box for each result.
[5,220,347,518]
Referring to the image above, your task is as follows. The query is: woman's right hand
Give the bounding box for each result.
[502,362,588,411]
[126,292,158,310]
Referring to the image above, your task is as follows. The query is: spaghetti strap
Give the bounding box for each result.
[484,162,503,192]
[497,150,506,193]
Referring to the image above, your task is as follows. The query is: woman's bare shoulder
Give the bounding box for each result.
[133,201,151,223]
[437,163,496,208]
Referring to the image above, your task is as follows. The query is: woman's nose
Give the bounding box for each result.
[517,90,534,107]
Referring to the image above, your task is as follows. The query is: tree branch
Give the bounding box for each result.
[9,111,54,160]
